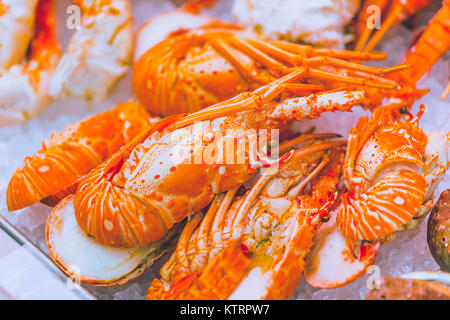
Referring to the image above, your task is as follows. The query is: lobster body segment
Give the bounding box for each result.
[74,112,279,248]
[0,0,61,127]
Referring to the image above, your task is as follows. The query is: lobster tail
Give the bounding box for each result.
[6,101,151,211]
[7,140,101,210]
[74,152,168,248]
[338,169,427,241]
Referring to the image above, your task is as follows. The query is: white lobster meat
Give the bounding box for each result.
[0,0,37,68]
[46,196,182,286]
[0,0,60,127]
[49,0,133,102]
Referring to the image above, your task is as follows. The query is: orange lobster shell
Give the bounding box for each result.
[337,106,429,241]
[73,112,272,248]
[132,13,397,117]
[397,0,450,85]
[132,22,252,116]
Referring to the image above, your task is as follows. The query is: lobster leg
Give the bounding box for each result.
[173,84,368,128]
[174,213,203,277]
[211,36,403,89]
[247,39,407,78]
[208,188,239,264]
[190,197,221,273]
[354,0,391,51]
[211,38,276,85]
[362,1,404,52]
[356,0,433,52]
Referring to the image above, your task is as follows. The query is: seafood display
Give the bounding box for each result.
[43,56,398,283]
[0,0,449,300]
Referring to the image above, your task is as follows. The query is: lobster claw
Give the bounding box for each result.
[304,213,379,289]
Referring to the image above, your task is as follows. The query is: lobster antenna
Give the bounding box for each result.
[363,3,402,52]
[441,81,450,100]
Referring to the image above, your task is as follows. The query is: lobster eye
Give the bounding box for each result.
[399,106,409,114]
